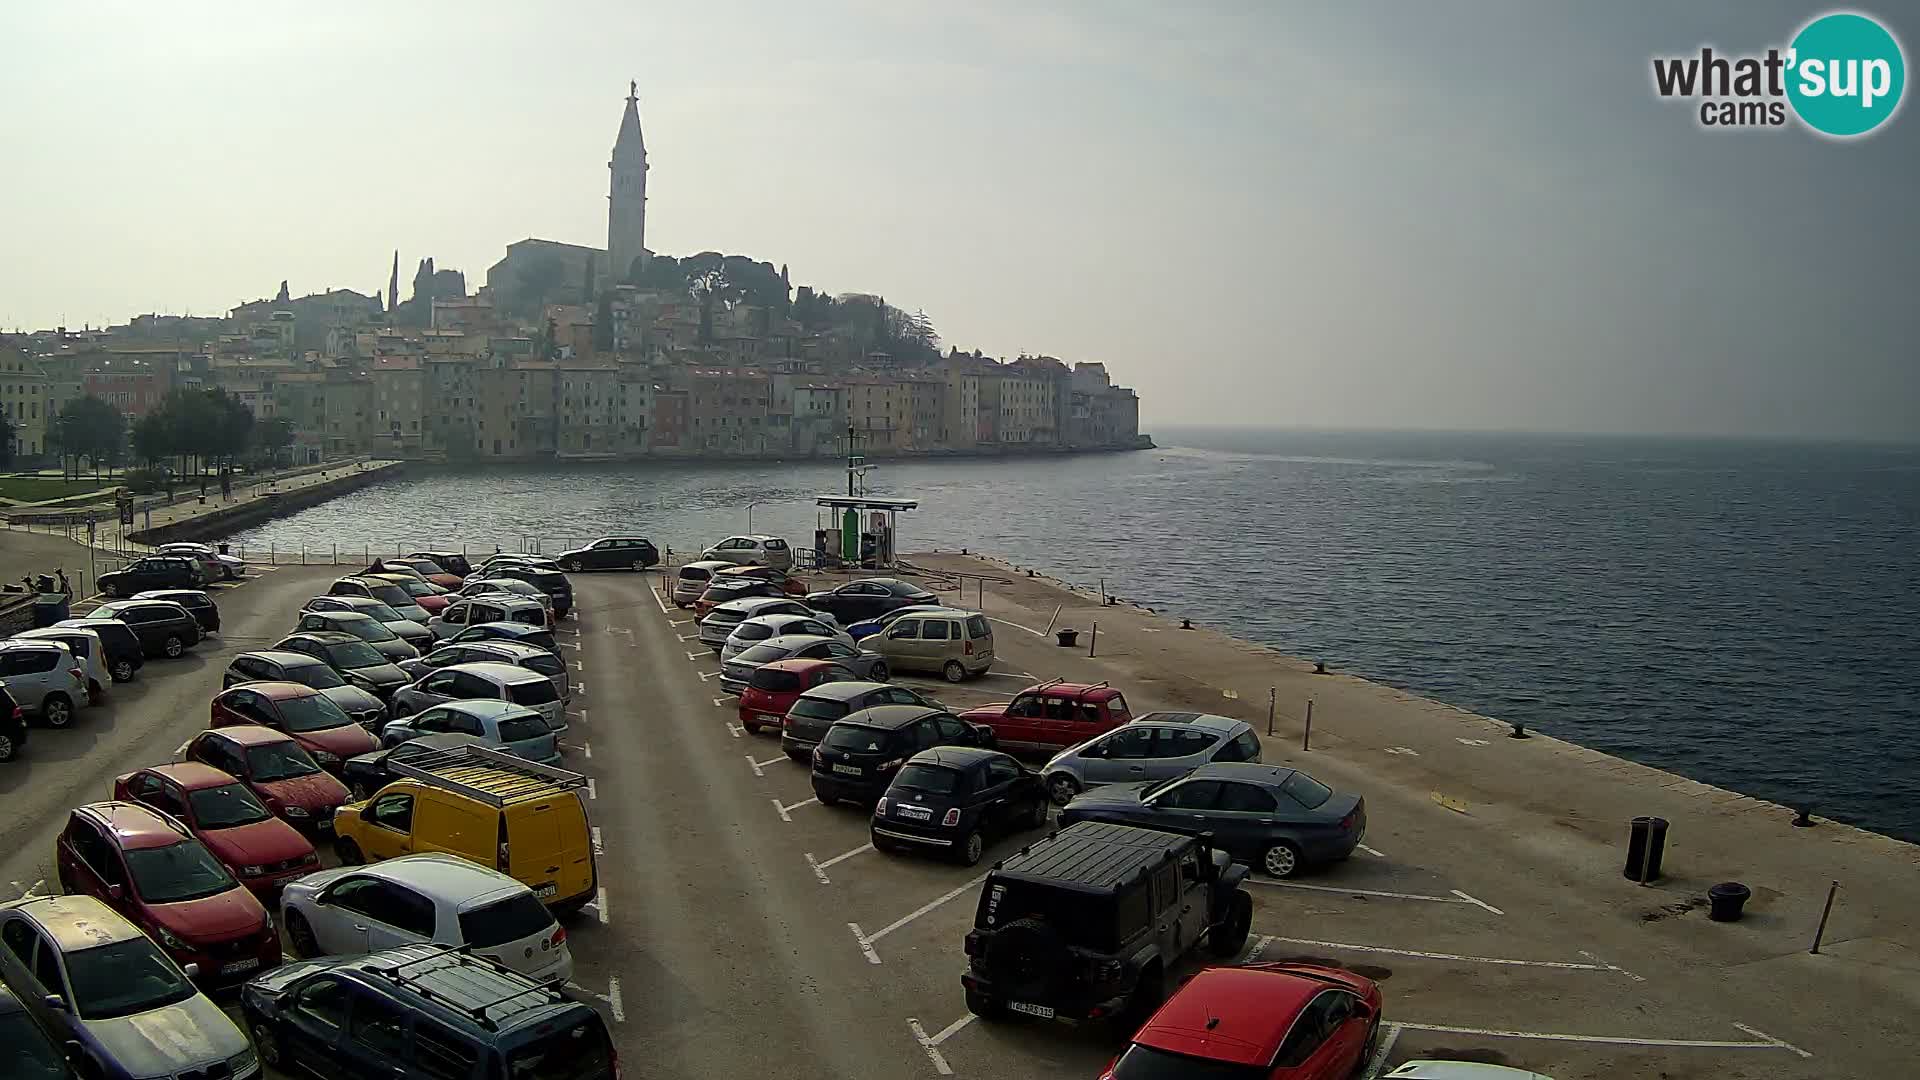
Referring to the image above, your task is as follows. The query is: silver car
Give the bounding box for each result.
[672,560,734,607]
[398,640,570,704]
[718,634,890,695]
[1040,712,1262,806]
[300,594,434,651]
[698,597,820,650]
[719,613,855,663]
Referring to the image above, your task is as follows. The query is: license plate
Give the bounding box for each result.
[314,820,332,833]
[1008,1002,1055,1019]
[898,805,932,820]
[759,713,783,723]
[831,763,863,776]
[534,883,558,899]
[222,957,261,976]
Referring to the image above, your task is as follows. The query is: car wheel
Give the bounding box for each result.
[334,838,364,865]
[742,718,762,735]
[632,560,647,572]
[0,733,16,763]
[1027,798,1050,829]
[1262,841,1303,878]
[40,694,74,729]
[1358,1017,1382,1073]
[286,911,319,958]
[964,986,1005,1020]
[1207,891,1253,957]
[562,559,581,572]
[1046,773,1080,806]
[785,747,810,763]
[815,789,841,807]
[251,1022,282,1068]
[943,660,967,683]
[111,659,135,682]
[1123,964,1165,1028]
[869,661,890,683]
[872,833,901,856]
[162,634,184,658]
[958,829,985,867]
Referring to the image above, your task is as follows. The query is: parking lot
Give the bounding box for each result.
[0,556,1870,1078]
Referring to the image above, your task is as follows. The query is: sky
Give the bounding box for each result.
[2,2,1915,441]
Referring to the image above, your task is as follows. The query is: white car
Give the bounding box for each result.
[719,612,855,663]
[10,626,110,704]
[280,853,573,981]
[701,534,794,572]
[157,542,245,581]
[0,639,89,727]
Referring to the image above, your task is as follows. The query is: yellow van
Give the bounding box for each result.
[331,744,596,915]
[870,607,997,682]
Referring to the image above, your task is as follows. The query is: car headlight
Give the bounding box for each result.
[155,926,187,950]
[262,911,274,933]
[227,1047,259,1075]
[313,750,341,766]
[282,805,311,818]
[242,865,265,877]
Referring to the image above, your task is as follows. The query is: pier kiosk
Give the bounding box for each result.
[814,496,917,570]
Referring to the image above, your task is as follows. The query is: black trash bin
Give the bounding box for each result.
[1056,628,1079,648]
[217,542,230,555]
[1708,882,1751,922]
[1623,816,1669,882]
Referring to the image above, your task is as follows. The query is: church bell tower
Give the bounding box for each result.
[608,80,649,285]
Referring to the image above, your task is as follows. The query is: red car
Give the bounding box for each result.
[112,762,319,895]
[54,801,281,985]
[211,680,379,773]
[1100,963,1383,1080]
[736,658,858,734]
[959,680,1135,753]
[181,725,353,835]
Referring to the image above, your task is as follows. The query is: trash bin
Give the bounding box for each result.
[1708,882,1751,922]
[1623,816,1669,882]
[31,594,71,628]
[217,542,230,555]
[1056,628,1079,648]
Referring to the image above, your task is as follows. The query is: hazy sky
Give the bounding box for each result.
[3,2,1915,440]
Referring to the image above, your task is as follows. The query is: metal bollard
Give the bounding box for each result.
[1087,621,1097,657]
[1809,881,1839,953]
[1302,698,1314,751]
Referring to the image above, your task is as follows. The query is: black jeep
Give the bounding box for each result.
[960,820,1253,1025]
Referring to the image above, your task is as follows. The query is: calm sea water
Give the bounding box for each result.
[229,429,1920,842]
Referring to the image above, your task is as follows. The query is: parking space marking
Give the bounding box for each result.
[1245,879,1504,914]
[1577,949,1645,981]
[678,634,702,642]
[591,827,604,856]
[772,796,817,822]
[715,697,733,709]
[571,681,587,695]
[850,871,992,962]
[652,589,669,614]
[568,708,587,723]
[686,651,705,661]
[595,886,609,924]
[1357,843,1387,858]
[586,779,597,801]
[558,640,581,650]
[582,741,592,759]
[753,754,787,769]
[1265,937,1633,977]
[1360,1023,1400,1079]
[986,617,1045,638]
[725,722,744,738]
[907,1019,955,1075]
[927,1013,976,1046]
[6,880,46,902]
[699,671,724,681]
[806,842,874,883]
[747,754,766,778]
[608,976,625,1022]
[571,660,584,671]
[1395,1021,1811,1056]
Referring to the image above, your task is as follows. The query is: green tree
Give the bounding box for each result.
[131,411,172,468]
[258,417,295,467]
[0,414,14,469]
[50,395,125,478]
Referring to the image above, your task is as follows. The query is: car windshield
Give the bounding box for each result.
[401,580,443,597]
[823,724,893,752]
[459,893,555,948]
[325,641,387,669]
[736,643,790,665]
[339,618,398,643]
[277,693,356,733]
[64,937,196,1021]
[1281,772,1333,809]
[367,584,415,607]
[188,782,273,828]
[247,741,322,781]
[352,602,404,622]
[508,680,558,707]
[1111,1043,1265,1080]
[285,662,346,690]
[732,624,775,643]
[0,1009,68,1077]
[749,667,803,692]
[125,840,238,904]
[506,1016,614,1080]
[893,763,962,794]
[497,715,552,742]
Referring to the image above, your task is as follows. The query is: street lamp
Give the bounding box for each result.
[747,500,762,534]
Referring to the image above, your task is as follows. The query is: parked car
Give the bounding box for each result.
[846,603,948,641]
[407,550,474,577]
[672,560,734,606]
[736,658,859,734]
[211,682,381,772]
[428,595,551,639]
[381,700,560,764]
[326,576,431,623]
[961,820,1253,1024]
[130,588,219,634]
[960,680,1135,755]
[95,554,202,597]
[240,944,613,1080]
[156,541,245,582]
[455,576,552,611]
[179,726,353,836]
[1385,1063,1554,1079]
[280,853,572,980]
[361,560,435,585]
[719,612,856,662]
[53,618,143,683]
[90,599,200,659]
[867,608,996,682]
[1041,713,1261,805]
[292,610,419,663]
[0,640,87,728]
[224,650,387,727]
[871,747,1050,865]
[0,895,257,1080]
[720,634,889,694]
[810,704,997,806]
[698,596,820,650]
[1100,963,1384,1080]
[482,564,574,618]
[448,621,560,654]
[476,552,561,573]
[779,681,944,761]
[341,733,488,799]
[110,763,319,896]
[331,744,596,915]
[299,594,433,650]
[0,686,27,762]
[53,802,281,986]
[10,626,108,704]
[398,639,570,704]
[694,577,792,618]
[712,564,807,591]
[554,535,659,572]
[0,982,74,1079]
[374,573,452,615]
[804,577,939,623]
[378,558,463,589]
[1060,762,1366,878]
[701,534,793,571]
[273,631,412,700]
[388,661,565,733]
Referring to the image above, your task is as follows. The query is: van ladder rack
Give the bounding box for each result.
[388,743,589,806]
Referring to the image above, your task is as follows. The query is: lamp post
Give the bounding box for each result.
[747,500,762,534]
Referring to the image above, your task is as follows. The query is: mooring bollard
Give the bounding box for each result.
[1510,720,1530,739]
[1793,805,1815,828]
[1809,880,1839,953]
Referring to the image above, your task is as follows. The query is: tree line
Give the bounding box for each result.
[22,389,295,482]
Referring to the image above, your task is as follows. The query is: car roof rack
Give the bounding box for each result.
[387,743,589,806]
[364,945,567,1031]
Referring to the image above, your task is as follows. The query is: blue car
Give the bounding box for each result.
[0,983,74,1078]
[847,604,949,641]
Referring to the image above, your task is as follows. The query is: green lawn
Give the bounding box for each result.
[0,475,115,502]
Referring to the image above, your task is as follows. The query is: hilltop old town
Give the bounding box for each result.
[0,84,1145,470]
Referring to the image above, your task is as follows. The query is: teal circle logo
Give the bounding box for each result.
[1787,12,1906,137]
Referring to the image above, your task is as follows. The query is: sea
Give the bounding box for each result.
[228,428,1920,843]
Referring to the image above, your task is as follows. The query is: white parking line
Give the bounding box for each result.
[714,697,733,708]
[1266,937,1630,976]
[1245,879,1504,914]
[608,976,625,1022]
[849,922,882,965]
[927,1013,975,1046]
[568,708,588,723]
[771,796,817,822]
[1450,889,1506,915]
[586,779,597,800]
[753,754,787,769]
[725,722,744,738]
[571,660,584,672]
[558,640,581,650]
[986,617,1045,637]
[806,842,874,883]
[582,742,593,759]
[1577,949,1646,981]
[591,827,604,856]
[1361,1023,1401,1079]
[699,671,724,682]
[651,589,669,614]
[571,681,587,695]
[594,886,609,924]
[850,872,991,961]
[686,651,704,661]
[747,754,765,778]
[678,633,702,642]
[1394,1022,1811,1057]
[907,1019,955,1075]
[1357,843,1387,858]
